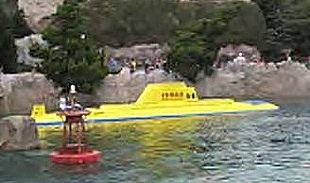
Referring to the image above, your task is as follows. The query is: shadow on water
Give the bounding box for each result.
[1,99,310,183]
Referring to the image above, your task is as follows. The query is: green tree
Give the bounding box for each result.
[33,0,108,93]
[0,1,31,72]
[253,0,293,61]
[83,0,217,47]
[167,2,264,81]
[167,31,207,81]
[254,0,310,60]
[166,17,230,81]
[283,0,310,58]
[10,10,33,38]
[0,23,17,73]
[219,2,266,48]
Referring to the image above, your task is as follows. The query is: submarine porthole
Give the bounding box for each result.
[175,92,178,97]
[180,92,183,97]
[170,92,174,97]
[192,93,195,99]
[186,93,190,99]
[165,93,169,97]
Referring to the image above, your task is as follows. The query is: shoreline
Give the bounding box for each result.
[1,60,310,116]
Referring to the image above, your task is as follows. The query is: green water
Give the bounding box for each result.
[1,99,310,183]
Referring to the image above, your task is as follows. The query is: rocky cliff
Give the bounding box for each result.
[96,62,310,103]
[18,0,64,31]
[196,61,310,98]
[96,61,310,104]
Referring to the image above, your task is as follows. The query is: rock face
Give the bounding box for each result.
[18,0,64,31]
[96,61,310,103]
[196,61,310,98]
[106,44,169,61]
[15,34,47,66]
[215,44,261,65]
[0,116,39,150]
[95,67,175,103]
[0,72,58,116]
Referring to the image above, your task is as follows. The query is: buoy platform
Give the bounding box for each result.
[50,145,101,164]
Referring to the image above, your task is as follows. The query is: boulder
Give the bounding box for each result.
[95,67,175,103]
[18,0,64,32]
[0,72,58,116]
[0,116,39,150]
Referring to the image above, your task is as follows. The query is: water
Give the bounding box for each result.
[1,99,310,183]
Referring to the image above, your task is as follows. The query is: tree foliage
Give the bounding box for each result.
[167,2,265,81]
[253,0,310,61]
[283,0,310,58]
[32,0,108,93]
[0,1,32,73]
[167,31,207,81]
[252,0,291,60]
[83,0,215,47]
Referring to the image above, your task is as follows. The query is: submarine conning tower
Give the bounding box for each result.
[135,82,199,104]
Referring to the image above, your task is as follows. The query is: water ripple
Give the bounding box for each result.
[1,99,310,182]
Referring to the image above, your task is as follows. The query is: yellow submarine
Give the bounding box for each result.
[31,82,279,128]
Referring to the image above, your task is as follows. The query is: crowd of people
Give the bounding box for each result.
[214,52,266,69]
[214,52,310,70]
[106,52,310,76]
[106,56,167,74]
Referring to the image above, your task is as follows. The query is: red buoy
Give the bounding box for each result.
[49,93,102,165]
[50,149,101,165]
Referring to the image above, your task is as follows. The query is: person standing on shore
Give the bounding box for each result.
[234,53,246,64]
[130,58,137,73]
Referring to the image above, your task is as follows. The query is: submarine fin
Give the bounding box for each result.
[31,104,46,119]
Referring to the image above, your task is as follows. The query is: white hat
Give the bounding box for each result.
[60,97,66,102]
[59,97,66,110]
[70,85,77,94]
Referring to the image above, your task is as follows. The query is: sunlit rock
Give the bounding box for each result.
[0,72,58,115]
